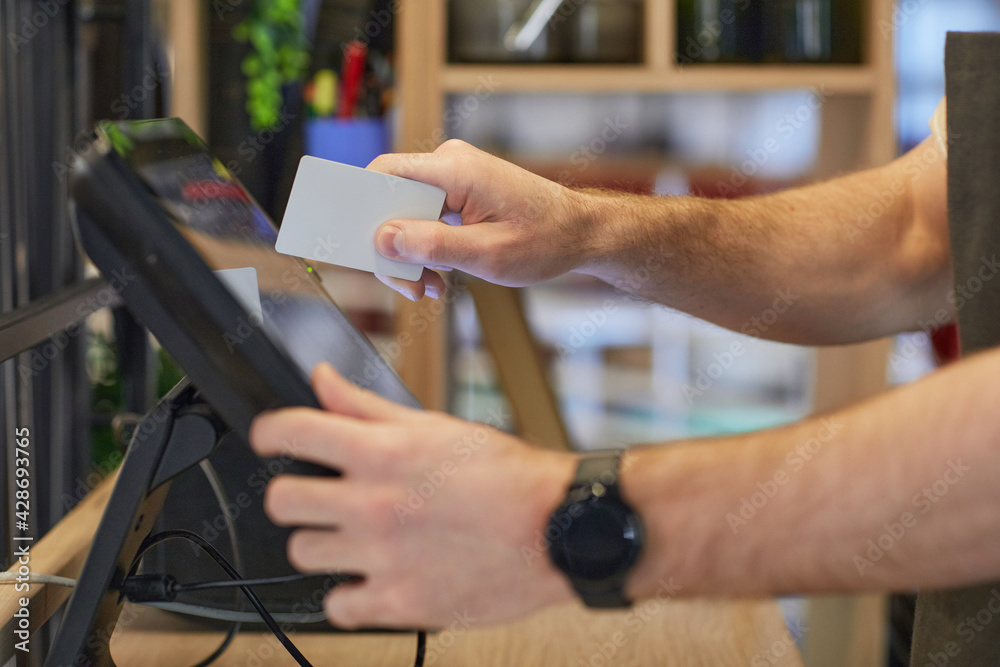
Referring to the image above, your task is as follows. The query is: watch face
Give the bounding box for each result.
[550,500,642,581]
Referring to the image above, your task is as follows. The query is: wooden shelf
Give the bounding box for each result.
[442,64,877,95]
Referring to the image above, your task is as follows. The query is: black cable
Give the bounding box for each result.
[198,459,245,666]
[127,530,313,667]
[414,631,426,667]
[175,572,335,593]
[129,534,425,667]
[191,621,240,667]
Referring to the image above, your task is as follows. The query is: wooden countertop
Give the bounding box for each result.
[110,596,802,666]
[5,469,801,666]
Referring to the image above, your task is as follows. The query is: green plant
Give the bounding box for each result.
[234,0,310,131]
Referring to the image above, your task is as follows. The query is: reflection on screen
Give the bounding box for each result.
[103,119,418,409]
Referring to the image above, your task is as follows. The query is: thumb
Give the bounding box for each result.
[311,362,406,421]
[375,220,506,275]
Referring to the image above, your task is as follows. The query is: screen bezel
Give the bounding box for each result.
[70,119,420,440]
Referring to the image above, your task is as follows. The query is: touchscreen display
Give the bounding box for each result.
[99,118,418,408]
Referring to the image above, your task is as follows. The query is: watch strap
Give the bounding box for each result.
[575,584,631,609]
[573,450,624,495]
[562,449,638,609]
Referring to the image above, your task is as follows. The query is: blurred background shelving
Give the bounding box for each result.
[393,0,896,445]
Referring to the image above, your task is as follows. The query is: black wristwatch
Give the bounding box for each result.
[547,450,644,608]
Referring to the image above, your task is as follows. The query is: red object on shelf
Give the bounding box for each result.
[931,323,960,364]
[339,41,368,119]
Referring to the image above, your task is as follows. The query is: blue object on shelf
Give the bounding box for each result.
[305,118,389,168]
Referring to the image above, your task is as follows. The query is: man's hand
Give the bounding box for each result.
[367,140,598,301]
[249,362,578,629]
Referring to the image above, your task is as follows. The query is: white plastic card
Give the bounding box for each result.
[276,156,446,280]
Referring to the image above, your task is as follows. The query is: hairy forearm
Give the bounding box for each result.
[573,138,952,344]
[619,345,1000,600]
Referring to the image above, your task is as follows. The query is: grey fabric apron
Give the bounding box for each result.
[908,31,1000,666]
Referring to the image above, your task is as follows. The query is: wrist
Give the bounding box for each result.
[618,448,657,600]
[566,188,623,275]
[525,451,580,605]
[618,446,688,602]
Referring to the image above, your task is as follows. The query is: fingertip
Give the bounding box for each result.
[324,582,365,630]
[248,410,276,453]
[311,361,337,388]
[375,224,406,260]
[312,362,352,413]
[262,474,292,521]
[365,153,389,171]
[422,269,446,299]
[374,272,421,301]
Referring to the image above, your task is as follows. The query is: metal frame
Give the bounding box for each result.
[45,379,226,667]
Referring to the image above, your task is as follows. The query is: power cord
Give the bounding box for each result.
[161,459,426,667]
[196,459,243,664]
[0,570,427,667]
[12,452,424,667]
[120,571,342,601]
[123,569,427,667]
[127,529,314,667]
[192,623,238,667]
[415,630,426,667]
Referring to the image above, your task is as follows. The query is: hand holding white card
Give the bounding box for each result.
[276,156,446,281]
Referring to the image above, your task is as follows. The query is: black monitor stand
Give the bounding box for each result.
[46,379,227,667]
